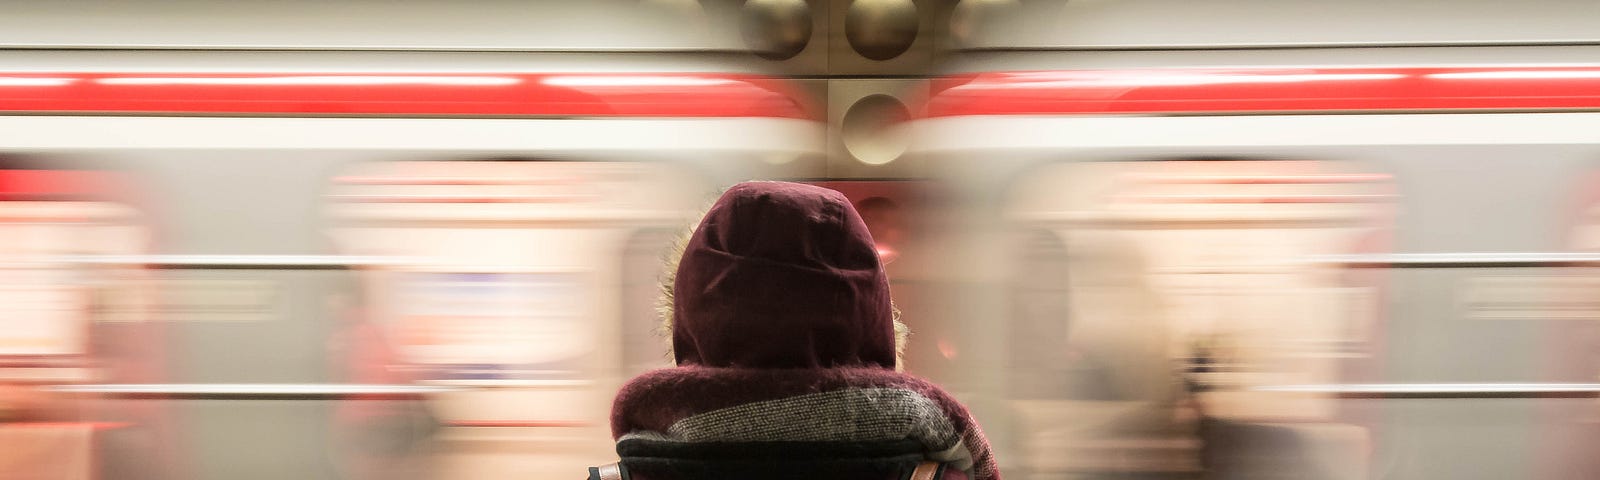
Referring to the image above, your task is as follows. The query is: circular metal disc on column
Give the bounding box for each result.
[845,0,919,61]
[841,94,912,165]
[740,0,814,61]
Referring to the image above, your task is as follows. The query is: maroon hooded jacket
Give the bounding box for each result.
[608,181,999,480]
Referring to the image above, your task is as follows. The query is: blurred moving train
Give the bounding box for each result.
[906,2,1600,480]
[0,2,822,479]
[4,1,1600,480]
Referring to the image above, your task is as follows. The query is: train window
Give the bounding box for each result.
[0,172,151,361]
[0,163,175,479]
[393,271,591,380]
[1535,169,1600,479]
[1002,159,1395,478]
[1006,229,1078,400]
[325,159,706,476]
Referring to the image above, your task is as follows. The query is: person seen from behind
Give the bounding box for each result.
[591,181,1000,480]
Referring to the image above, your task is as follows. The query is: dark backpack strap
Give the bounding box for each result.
[587,462,624,480]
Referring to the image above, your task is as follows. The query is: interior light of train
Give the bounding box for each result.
[95,75,522,86]
[936,338,957,360]
[0,286,85,356]
[0,77,76,87]
[875,244,898,264]
[539,75,740,87]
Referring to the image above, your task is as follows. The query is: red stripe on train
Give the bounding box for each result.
[0,170,122,200]
[926,66,1600,117]
[1,422,134,430]
[0,73,809,119]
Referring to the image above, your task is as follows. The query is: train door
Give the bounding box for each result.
[910,0,1600,467]
[1000,160,1392,479]
[0,165,174,480]
[326,160,705,479]
[1534,170,1600,480]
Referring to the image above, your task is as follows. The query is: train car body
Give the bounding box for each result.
[11,1,1600,479]
[908,1,1600,479]
[0,1,822,479]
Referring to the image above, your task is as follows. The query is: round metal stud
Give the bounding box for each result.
[845,0,919,61]
[740,0,813,61]
[841,94,911,165]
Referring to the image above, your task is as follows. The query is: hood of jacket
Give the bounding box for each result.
[670,181,897,369]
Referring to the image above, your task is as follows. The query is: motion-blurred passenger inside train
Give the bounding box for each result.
[594,181,998,480]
